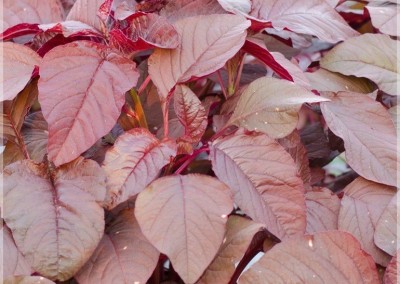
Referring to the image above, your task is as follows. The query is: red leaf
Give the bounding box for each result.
[239,231,379,283]
[75,209,159,284]
[2,158,106,281]
[0,23,41,41]
[384,251,399,284]
[242,39,293,82]
[102,128,177,209]
[210,130,306,240]
[174,85,207,144]
[1,42,41,102]
[135,174,233,284]
[66,0,105,32]
[148,14,250,99]
[38,41,139,166]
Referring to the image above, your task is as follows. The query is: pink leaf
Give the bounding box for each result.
[374,192,399,256]
[306,187,340,233]
[210,130,306,240]
[66,0,105,32]
[174,85,208,144]
[227,77,329,138]
[4,276,55,284]
[38,41,139,166]
[3,0,64,32]
[135,174,233,284]
[160,0,226,23]
[102,128,177,210]
[38,20,104,37]
[1,42,40,102]
[320,34,398,96]
[2,158,106,281]
[366,3,399,37]
[109,13,179,55]
[239,231,379,283]
[384,251,399,284]
[21,111,49,163]
[249,0,359,43]
[1,225,32,278]
[198,216,265,284]
[242,39,293,82]
[320,91,397,186]
[75,209,159,284]
[148,14,250,100]
[338,177,395,266]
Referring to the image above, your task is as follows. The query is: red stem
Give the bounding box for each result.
[138,75,151,95]
[174,147,209,175]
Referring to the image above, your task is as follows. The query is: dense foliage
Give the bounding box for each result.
[1,0,398,283]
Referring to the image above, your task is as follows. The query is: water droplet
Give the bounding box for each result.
[275,107,280,111]
[153,126,158,131]
[391,240,395,244]
[345,85,349,90]
[134,282,140,284]
[379,10,385,13]
[385,220,388,223]
[264,121,268,124]
[255,112,259,115]
[223,237,227,243]
[115,231,120,235]
[221,214,228,218]
[123,246,128,250]
[308,239,313,248]
[254,127,258,131]
[312,275,316,278]
[23,8,27,11]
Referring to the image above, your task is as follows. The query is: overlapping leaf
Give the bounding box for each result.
[320,34,398,96]
[239,231,379,283]
[306,187,340,233]
[227,77,329,138]
[66,0,105,31]
[305,68,375,94]
[339,177,395,266]
[248,0,359,43]
[198,216,265,284]
[374,192,399,256]
[320,91,397,186]
[102,128,177,209]
[3,0,64,32]
[38,41,139,166]
[75,209,159,284]
[174,85,208,145]
[2,158,106,281]
[384,251,399,284]
[135,174,233,284]
[366,3,399,37]
[148,14,250,99]
[1,42,40,102]
[210,130,306,240]
[4,276,55,284]
[1,225,32,278]
[21,112,48,163]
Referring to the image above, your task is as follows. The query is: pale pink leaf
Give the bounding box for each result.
[210,130,306,240]
[135,174,233,284]
[305,68,375,94]
[148,14,250,99]
[1,225,32,278]
[21,111,48,163]
[320,34,398,96]
[228,77,329,139]
[374,192,399,256]
[249,0,358,43]
[66,0,104,31]
[306,187,340,234]
[239,231,379,283]
[338,177,395,266]
[2,158,106,281]
[1,42,40,102]
[217,0,251,16]
[198,216,265,284]
[102,128,177,210]
[320,91,397,186]
[366,3,400,37]
[160,0,226,23]
[384,251,399,284]
[3,0,64,32]
[75,208,159,284]
[174,85,208,144]
[4,276,55,284]
[38,41,139,166]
